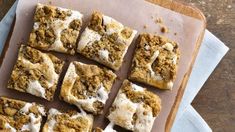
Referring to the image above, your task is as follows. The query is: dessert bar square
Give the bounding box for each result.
[43,108,93,132]
[77,11,137,70]
[8,45,64,101]
[107,80,161,132]
[0,97,45,132]
[29,3,83,55]
[129,33,180,90]
[60,61,116,114]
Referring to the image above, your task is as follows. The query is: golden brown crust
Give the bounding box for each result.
[129,33,180,90]
[60,61,116,114]
[77,11,137,70]
[28,3,83,55]
[0,97,45,131]
[42,108,93,132]
[121,80,161,116]
[107,80,161,131]
[7,45,64,101]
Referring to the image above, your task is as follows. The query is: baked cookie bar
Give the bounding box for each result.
[29,3,83,55]
[107,80,161,132]
[77,11,137,70]
[129,33,180,90]
[43,108,93,132]
[60,61,116,114]
[0,97,45,132]
[8,45,64,101]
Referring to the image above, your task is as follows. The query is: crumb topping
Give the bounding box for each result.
[131,34,180,82]
[0,97,45,131]
[107,80,161,132]
[121,80,161,116]
[61,62,116,114]
[44,108,93,132]
[78,11,137,70]
[29,3,83,54]
[8,45,64,100]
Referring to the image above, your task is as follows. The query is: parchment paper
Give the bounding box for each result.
[0,0,204,131]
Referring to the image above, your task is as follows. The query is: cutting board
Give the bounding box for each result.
[0,0,206,131]
[147,0,206,131]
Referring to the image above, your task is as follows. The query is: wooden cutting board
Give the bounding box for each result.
[147,0,206,131]
[0,0,206,131]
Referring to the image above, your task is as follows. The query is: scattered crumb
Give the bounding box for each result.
[155,17,163,24]
[151,16,154,19]
[174,32,177,36]
[143,25,148,29]
[160,25,169,33]
[227,5,232,9]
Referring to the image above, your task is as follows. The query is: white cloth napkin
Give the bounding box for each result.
[172,29,229,132]
[0,1,229,131]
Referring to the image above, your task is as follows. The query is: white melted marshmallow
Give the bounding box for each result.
[108,92,138,130]
[20,103,33,113]
[97,84,109,103]
[19,46,59,99]
[47,108,62,131]
[5,123,16,132]
[162,43,174,51]
[33,22,40,30]
[131,83,144,92]
[77,28,102,51]
[102,15,123,35]
[146,50,163,81]
[108,87,156,132]
[21,113,41,132]
[27,81,46,99]
[102,14,137,46]
[36,5,84,52]
[64,62,109,113]
[98,49,109,61]
[134,104,155,132]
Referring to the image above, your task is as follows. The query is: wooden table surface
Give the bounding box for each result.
[0,0,234,131]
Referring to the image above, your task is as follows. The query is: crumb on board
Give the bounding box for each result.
[143,25,148,29]
[160,25,169,33]
[174,32,177,36]
[155,17,163,24]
